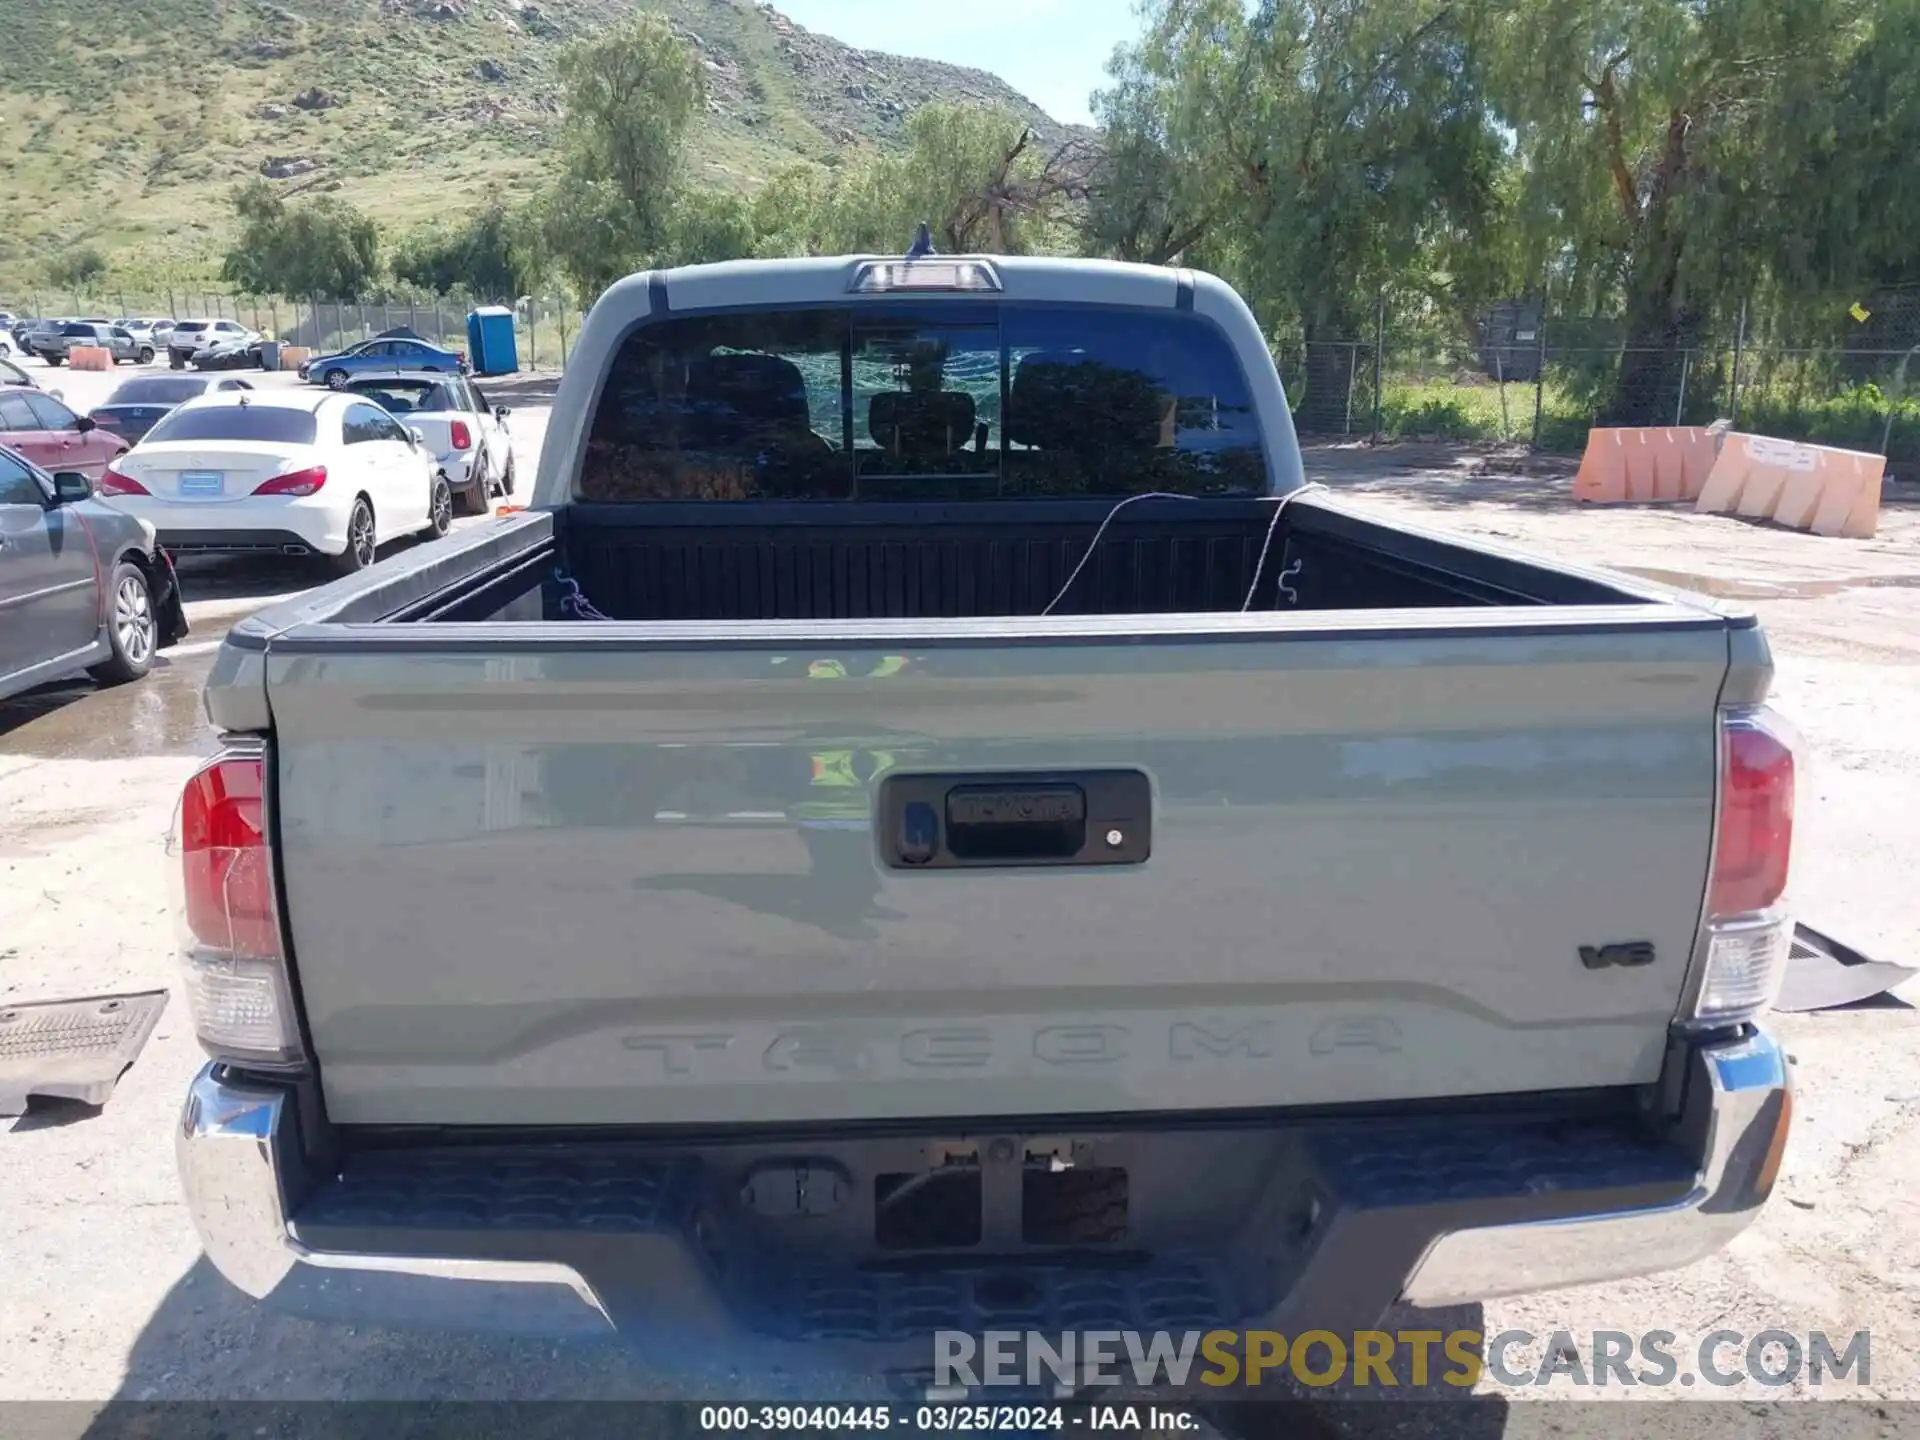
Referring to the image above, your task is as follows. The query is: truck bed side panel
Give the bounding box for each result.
[266,620,1726,1125]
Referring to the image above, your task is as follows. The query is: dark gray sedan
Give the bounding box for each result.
[89,373,254,445]
[0,443,188,701]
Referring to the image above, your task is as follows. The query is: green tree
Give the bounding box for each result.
[392,203,539,298]
[47,246,109,292]
[660,187,759,267]
[759,103,1087,259]
[1483,0,1864,420]
[539,12,704,297]
[1097,0,1505,424]
[221,179,382,300]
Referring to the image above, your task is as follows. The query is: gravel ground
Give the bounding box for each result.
[0,417,1914,1429]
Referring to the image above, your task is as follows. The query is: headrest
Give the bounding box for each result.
[1008,350,1167,452]
[684,352,814,444]
[869,390,977,459]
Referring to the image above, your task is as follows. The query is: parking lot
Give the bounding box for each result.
[1,347,1916,1419]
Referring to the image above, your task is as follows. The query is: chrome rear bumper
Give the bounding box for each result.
[178,1030,1789,1343]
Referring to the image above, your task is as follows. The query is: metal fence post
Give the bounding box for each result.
[1371,289,1385,443]
[1530,314,1547,450]
[1495,353,1511,441]
[1675,350,1691,427]
[1730,296,1749,427]
[1879,345,1918,457]
[1342,342,1357,435]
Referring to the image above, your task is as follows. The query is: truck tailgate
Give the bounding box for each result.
[264,612,1728,1126]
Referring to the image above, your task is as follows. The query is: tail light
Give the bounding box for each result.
[252,465,326,497]
[98,466,150,496]
[450,420,472,451]
[1681,707,1798,1030]
[171,746,305,1067]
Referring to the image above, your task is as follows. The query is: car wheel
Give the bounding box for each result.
[428,475,454,537]
[43,354,62,368]
[87,561,158,686]
[324,368,349,391]
[328,497,378,576]
[138,346,155,365]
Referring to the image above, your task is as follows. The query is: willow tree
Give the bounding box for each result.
[1093,0,1504,425]
[1483,0,1867,421]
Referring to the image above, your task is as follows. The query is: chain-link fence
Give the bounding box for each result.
[13,284,1920,466]
[6,290,592,372]
[1275,287,1920,469]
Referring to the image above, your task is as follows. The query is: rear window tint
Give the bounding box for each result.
[580,305,1267,502]
[145,405,317,445]
[107,377,210,406]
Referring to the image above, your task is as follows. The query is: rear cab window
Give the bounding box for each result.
[579,304,1268,502]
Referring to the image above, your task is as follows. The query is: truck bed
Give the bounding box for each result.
[381,496,1636,623]
[212,494,1751,1130]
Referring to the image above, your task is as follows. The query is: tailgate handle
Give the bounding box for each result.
[946,784,1086,861]
[880,771,1151,870]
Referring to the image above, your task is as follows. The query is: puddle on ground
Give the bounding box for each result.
[0,649,219,762]
[1617,567,1920,600]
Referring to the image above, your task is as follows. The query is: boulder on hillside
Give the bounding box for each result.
[290,86,340,110]
[253,102,289,120]
[260,155,320,179]
[473,57,509,81]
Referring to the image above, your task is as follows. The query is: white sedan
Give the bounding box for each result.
[98,389,452,574]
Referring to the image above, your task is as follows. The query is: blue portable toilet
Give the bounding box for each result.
[466,305,519,376]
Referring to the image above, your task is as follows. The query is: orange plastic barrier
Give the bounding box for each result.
[67,346,113,372]
[279,346,312,372]
[1572,426,1720,504]
[1696,434,1884,538]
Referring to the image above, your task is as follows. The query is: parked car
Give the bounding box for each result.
[191,337,270,371]
[89,373,255,445]
[118,317,177,351]
[0,384,129,479]
[97,389,452,574]
[168,319,256,369]
[0,316,14,358]
[300,335,467,389]
[173,254,1795,1351]
[0,355,40,390]
[22,318,72,360]
[36,321,153,367]
[0,442,188,701]
[343,370,515,514]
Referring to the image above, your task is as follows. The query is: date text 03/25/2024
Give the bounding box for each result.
[697,1406,1201,1432]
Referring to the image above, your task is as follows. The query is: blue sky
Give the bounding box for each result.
[772,0,1141,125]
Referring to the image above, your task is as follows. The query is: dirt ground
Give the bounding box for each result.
[0,435,1914,1424]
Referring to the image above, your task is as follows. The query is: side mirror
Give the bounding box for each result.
[52,471,92,503]
[49,388,65,402]
[408,427,426,448]
[495,407,511,420]
[74,414,96,433]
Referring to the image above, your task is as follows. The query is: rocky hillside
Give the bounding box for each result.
[0,0,1076,285]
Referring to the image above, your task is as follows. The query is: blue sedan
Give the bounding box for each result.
[300,337,467,389]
